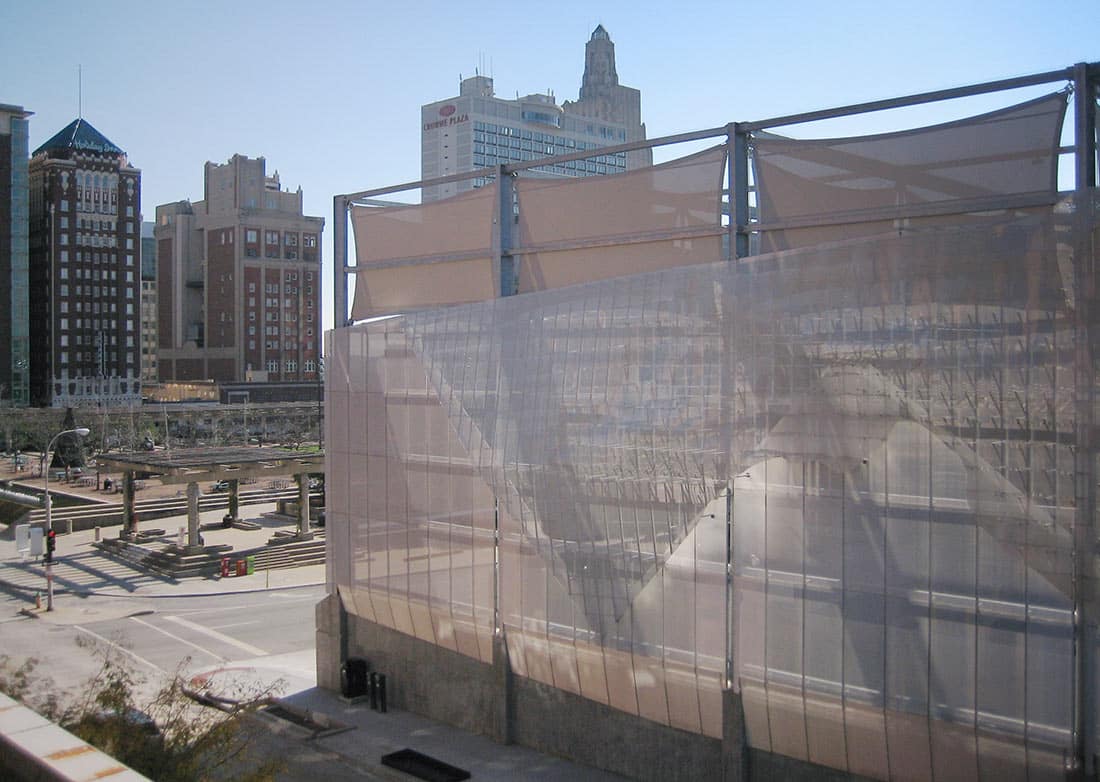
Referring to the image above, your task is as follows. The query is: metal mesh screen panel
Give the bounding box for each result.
[328,189,1096,777]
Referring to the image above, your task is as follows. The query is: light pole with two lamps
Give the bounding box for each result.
[42,426,90,611]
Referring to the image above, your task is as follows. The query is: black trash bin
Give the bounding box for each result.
[340,657,369,698]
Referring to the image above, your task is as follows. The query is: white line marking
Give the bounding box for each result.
[74,625,168,675]
[173,602,274,617]
[208,620,262,631]
[164,615,267,658]
[130,615,228,663]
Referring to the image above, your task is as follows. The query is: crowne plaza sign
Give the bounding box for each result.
[424,105,469,131]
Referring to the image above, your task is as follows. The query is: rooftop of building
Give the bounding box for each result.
[0,103,33,117]
[34,117,123,157]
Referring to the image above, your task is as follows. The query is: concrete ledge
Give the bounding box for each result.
[0,692,151,781]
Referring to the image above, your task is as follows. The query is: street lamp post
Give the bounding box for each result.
[42,426,89,611]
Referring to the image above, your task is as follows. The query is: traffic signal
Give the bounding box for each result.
[45,529,56,562]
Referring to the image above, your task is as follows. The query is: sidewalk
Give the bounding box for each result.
[187,650,626,781]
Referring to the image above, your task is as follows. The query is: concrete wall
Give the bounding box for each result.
[317,592,756,781]
[509,662,725,780]
[342,606,506,739]
[0,692,150,781]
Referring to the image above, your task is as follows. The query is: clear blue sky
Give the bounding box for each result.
[2,0,1097,334]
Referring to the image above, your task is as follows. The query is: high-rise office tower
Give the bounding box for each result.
[155,155,324,384]
[28,118,142,407]
[0,103,31,407]
[421,25,649,201]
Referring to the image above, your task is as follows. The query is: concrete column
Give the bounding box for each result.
[721,688,747,781]
[122,471,134,539]
[491,632,514,745]
[228,479,239,521]
[297,473,311,538]
[186,481,201,550]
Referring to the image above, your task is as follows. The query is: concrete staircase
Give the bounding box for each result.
[94,529,326,579]
[250,534,327,571]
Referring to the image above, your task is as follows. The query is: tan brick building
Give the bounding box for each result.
[154,155,323,383]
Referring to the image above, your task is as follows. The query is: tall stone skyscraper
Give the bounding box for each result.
[563,25,647,170]
[421,25,649,201]
[28,118,142,407]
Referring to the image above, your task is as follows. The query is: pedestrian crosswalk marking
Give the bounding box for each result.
[164,614,268,658]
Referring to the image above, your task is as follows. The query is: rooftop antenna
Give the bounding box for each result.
[78,64,82,119]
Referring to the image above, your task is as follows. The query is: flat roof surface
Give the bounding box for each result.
[95,447,323,484]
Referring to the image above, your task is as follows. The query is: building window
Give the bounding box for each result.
[266,360,278,373]
[285,360,297,373]
[246,229,258,243]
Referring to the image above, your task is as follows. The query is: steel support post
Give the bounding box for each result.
[45,486,53,611]
[1072,60,1098,776]
[733,126,750,259]
[497,166,515,297]
[724,485,733,689]
[333,195,349,327]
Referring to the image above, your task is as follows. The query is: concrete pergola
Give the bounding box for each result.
[96,446,324,551]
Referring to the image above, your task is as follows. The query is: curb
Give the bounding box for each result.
[87,579,326,599]
[0,575,325,601]
[18,606,155,620]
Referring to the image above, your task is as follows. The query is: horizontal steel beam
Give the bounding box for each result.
[741,65,1090,132]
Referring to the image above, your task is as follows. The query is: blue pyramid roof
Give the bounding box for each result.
[34,118,123,157]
